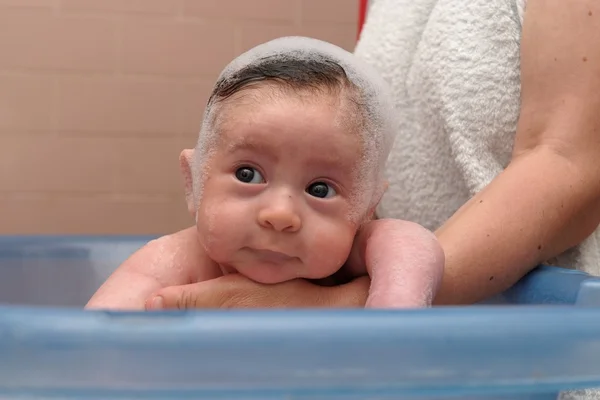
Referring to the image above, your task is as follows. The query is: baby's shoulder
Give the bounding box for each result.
[137,227,221,283]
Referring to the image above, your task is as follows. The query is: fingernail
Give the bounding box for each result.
[149,296,164,310]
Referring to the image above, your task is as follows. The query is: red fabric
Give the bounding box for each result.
[357,0,368,40]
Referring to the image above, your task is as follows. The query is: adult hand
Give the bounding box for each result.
[145,273,370,310]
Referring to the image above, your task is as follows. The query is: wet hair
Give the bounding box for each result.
[207,54,359,107]
[207,56,362,130]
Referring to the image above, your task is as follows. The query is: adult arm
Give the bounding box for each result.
[145,272,370,310]
[433,0,600,304]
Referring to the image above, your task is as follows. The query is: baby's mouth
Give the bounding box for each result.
[248,248,295,264]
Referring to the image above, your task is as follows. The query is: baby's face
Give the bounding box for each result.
[194,91,369,283]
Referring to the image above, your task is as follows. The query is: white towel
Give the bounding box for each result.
[354,0,600,278]
[354,2,600,399]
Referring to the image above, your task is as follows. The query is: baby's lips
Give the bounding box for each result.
[252,248,295,263]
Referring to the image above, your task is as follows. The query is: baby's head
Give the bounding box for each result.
[180,36,397,283]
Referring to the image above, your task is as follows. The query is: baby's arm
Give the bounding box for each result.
[345,219,445,308]
[85,227,221,310]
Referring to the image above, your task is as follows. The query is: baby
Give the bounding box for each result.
[86,37,444,310]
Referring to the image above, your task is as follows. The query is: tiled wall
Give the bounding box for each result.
[0,0,358,234]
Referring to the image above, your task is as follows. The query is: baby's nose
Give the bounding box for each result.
[258,206,302,233]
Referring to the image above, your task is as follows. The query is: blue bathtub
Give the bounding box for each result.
[0,235,600,400]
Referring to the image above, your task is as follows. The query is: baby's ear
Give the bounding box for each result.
[179,149,196,216]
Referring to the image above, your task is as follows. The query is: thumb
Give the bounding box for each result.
[145,282,223,310]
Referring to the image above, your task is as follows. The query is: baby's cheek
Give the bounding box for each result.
[304,225,356,277]
[196,199,239,260]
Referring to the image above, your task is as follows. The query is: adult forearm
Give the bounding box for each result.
[432,146,600,305]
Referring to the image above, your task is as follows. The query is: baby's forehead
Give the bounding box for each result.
[214,111,366,169]
[215,84,363,133]
[217,120,362,158]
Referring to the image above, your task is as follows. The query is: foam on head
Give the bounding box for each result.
[191,36,398,218]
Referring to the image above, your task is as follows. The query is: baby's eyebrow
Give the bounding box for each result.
[225,139,263,153]
[224,138,278,160]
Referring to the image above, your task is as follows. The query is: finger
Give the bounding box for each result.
[145,282,225,310]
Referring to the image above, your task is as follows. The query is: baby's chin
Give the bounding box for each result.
[222,260,334,285]
[225,262,302,284]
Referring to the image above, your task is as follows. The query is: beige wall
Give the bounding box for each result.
[0,0,358,235]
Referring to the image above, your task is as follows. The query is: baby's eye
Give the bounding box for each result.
[235,167,264,184]
[306,182,336,198]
